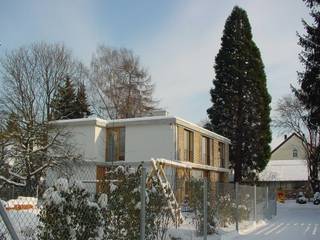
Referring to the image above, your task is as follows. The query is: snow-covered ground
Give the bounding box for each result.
[230,200,320,240]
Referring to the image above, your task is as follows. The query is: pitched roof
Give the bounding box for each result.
[271,133,303,154]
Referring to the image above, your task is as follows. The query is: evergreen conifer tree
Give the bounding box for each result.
[207,6,271,183]
[75,82,91,118]
[295,0,320,126]
[51,76,78,120]
[293,0,320,191]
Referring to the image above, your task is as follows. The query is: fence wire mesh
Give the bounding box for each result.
[0,218,13,240]
[0,162,277,239]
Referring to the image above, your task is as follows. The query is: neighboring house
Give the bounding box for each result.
[51,111,231,203]
[259,133,309,197]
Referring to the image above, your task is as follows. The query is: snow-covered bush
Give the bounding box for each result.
[146,175,172,240]
[216,192,250,227]
[99,165,172,240]
[38,178,103,240]
[21,226,37,240]
[216,193,236,226]
[188,178,218,235]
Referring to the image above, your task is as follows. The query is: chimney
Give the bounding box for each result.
[143,110,168,117]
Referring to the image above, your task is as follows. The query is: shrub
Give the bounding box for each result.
[38,178,103,240]
[99,165,172,240]
[188,178,218,236]
[216,192,250,227]
[38,166,173,240]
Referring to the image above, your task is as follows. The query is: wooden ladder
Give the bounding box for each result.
[149,160,183,225]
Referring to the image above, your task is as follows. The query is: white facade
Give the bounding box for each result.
[50,115,231,194]
[54,118,107,162]
[125,123,175,162]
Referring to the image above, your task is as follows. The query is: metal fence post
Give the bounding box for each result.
[203,178,208,240]
[266,186,269,209]
[253,185,257,223]
[235,182,239,232]
[0,200,19,240]
[266,186,269,218]
[274,188,277,216]
[140,167,146,240]
[216,182,220,227]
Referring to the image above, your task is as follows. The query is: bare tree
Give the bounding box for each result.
[274,94,320,192]
[0,42,87,121]
[89,46,157,119]
[0,113,10,179]
[0,43,83,195]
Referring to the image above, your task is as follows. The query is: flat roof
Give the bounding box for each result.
[52,115,231,144]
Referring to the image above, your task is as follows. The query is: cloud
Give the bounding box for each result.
[135,0,230,123]
[136,0,310,143]
[1,0,311,145]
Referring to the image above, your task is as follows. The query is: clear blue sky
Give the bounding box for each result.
[0,0,311,147]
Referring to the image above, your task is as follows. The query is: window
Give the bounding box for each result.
[218,142,225,168]
[202,137,210,165]
[293,148,298,158]
[106,127,125,161]
[184,129,193,162]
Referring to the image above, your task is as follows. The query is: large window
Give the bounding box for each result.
[218,142,225,168]
[184,129,193,162]
[202,137,210,165]
[106,127,125,161]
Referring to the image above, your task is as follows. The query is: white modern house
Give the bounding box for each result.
[51,111,231,203]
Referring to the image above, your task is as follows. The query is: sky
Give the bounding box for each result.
[0,0,312,148]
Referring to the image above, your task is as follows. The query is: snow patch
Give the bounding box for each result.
[55,178,69,192]
[109,182,117,193]
[98,193,108,208]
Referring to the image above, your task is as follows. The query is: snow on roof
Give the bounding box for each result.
[51,117,108,127]
[52,115,231,143]
[259,160,308,182]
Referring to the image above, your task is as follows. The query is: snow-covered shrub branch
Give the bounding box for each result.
[216,192,250,227]
[0,117,81,195]
[101,165,172,240]
[188,178,218,236]
[38,166,172,240]
[38,178,103,240]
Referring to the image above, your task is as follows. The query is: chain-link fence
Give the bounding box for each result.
[0,162,276,239]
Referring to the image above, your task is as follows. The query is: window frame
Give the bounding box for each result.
[183,129,194,162]
[106,127,125,162]
[292,148,298,158]
[218,142,225,168]
[202,136,211,165]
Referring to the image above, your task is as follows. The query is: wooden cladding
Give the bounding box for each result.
[177,125,228,168]
[96,165,107,193]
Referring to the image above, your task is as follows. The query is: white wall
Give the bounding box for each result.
[125,123,175,162]
[94,125,106,162]
[63,124,106,162]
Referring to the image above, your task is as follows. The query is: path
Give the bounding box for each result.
[233,200,320,240]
